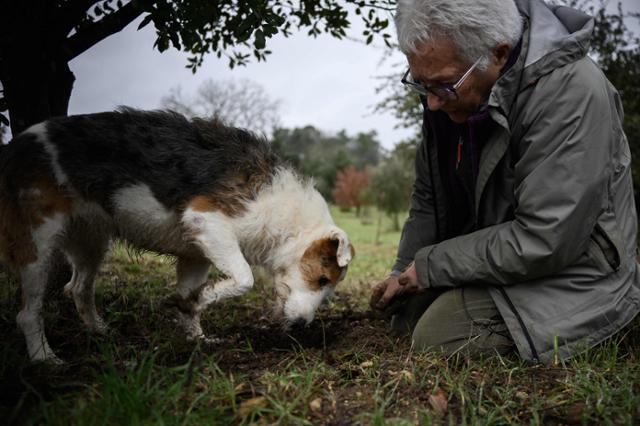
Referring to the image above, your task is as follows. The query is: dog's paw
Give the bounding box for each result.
[198,335,223,345]
[47,354,65,366]
[32,353,65,366]
[186,333,222,345]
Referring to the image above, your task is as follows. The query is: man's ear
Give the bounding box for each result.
[493,42,512,68]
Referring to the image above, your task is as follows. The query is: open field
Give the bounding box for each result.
[1,207,639,425]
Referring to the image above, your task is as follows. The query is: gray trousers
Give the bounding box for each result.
[391,287,515,357]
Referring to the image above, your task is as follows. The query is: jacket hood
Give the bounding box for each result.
[489,0,595,123]
[518,0,594,70]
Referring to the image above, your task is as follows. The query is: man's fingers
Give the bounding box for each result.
[376,280,400,309]
[369,281,386,308]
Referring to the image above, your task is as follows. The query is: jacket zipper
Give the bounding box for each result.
[498,287,540,363]
[425,135,442,241]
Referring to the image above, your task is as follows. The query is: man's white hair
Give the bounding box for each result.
[395,0,523,69]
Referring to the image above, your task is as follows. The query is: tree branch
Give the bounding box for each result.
[52,0,101,39]
[63,0,152,61]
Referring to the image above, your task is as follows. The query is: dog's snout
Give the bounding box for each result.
[291,318,308,329]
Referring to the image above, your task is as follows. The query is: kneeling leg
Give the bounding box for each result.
[412,287,515,357]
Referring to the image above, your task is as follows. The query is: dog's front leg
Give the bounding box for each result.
[174,256,212,341]
[178,210,254,340]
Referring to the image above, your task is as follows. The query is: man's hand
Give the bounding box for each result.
[397,263,420,293]
[370,263,422,312]
[370,275,402,311]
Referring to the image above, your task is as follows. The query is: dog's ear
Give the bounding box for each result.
[328,227,354,267]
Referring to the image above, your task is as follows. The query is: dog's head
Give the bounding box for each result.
[273,226,354,328]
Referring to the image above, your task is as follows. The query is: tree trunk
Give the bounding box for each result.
[392,212,400,232]
[375,209,382,245]
[2,56,75,135]
[1,31,75,135]
[1,4,75,131]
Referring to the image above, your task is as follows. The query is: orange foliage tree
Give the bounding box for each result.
[332,165,371,215]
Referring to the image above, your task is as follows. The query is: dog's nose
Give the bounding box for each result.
[290,318,308,329]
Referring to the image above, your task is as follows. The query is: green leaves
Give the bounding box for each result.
[254,29,265,49]
[141,0,393,71]
[137,14,153,30]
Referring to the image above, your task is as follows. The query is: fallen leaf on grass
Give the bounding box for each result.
[388,369,414,382]
[428,389,448,416]
[515,391,528,400]
[309,397,322,412]
[359,360,373,368]
[238,396,268,418]
[398,369,414,382]
[565,402,585,424]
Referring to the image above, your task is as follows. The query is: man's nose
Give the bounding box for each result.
[426,92,446,111]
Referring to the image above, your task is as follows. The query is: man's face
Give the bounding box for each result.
[407,38,509,123]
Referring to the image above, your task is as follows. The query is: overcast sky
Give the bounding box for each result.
[68,13,412,150]
[52,0,640,150]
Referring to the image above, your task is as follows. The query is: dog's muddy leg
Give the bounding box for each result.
[62,255,108,333]
[62,223,110,333]
[174,256,211,341]
[182,210,255,302]
[17,213,66,364]
[179,210,255,339]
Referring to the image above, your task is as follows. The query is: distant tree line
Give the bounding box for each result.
[271,126,382,198]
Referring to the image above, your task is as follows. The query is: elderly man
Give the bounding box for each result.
[370,0,640,364]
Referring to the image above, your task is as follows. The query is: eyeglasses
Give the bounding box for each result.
[401,57,483,101]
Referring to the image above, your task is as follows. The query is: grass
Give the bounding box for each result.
[0,206,639,425]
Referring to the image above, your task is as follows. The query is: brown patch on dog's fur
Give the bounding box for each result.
[186,172,273,217]
[300,238,344,291]
[26,180,72,219]
[188,194,246,217]
[0,178,71,273]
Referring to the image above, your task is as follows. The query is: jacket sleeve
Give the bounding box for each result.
[414,59,614,288]
[393,134,439,273]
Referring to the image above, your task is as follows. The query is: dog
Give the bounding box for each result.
[0,108,354,363]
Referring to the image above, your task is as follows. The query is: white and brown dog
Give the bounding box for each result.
[0,108,354,363]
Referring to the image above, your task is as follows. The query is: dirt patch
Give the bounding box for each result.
[2,275,639,425]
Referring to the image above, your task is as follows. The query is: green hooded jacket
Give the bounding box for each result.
[394,0,640,364]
